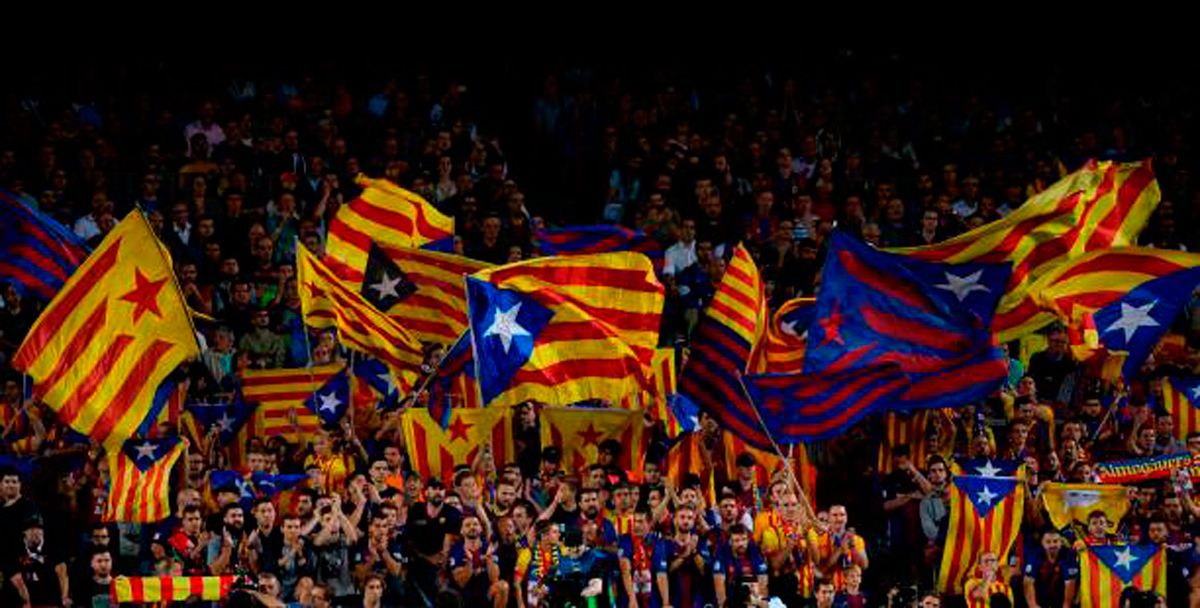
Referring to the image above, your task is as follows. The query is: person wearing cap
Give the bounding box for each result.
[8,514,68,608]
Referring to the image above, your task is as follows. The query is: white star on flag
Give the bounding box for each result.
[1189,384,1200,402]
[369,271,402,301]
[975,484,998,506]
[974,461,1002,477]
[134,441,158,461]
[485,302,531,354]
[377,372,397,395]
[216,413,235,433]
[935,270,990,302]
[1113,546,1135,571]
[1104,301,1159,343]
[317,391,343,413]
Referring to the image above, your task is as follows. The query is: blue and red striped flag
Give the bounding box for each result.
[807,231,1010,411]
[745,363,908,442]
[536,225,660,257]
[677,244,771,450]
[0,189,89,300]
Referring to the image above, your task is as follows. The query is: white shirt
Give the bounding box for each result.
[73,214,102,241]
[664,240,697,276]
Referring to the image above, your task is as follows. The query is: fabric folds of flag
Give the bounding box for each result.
[240,365,341,440]
[0,189,89,299]
[13,211,201,448]
[1161,377,1200,441]
[620,347,682,438]
[535,225,662,270]
[938,474,1025,594]
[1041,483,1130,534]
[350,356,401,411]
[762,297,814,374]
[807,231,1010,412]
[467,252,664,408]
[104,436,188,523]
[324,175,454,278]
[746,363,909,442]
[297,246,422,390]
[426,333,475,428]
[895,160,1160,341]
[1078,544,1167,608]
[677,244,770,449]
[542,406,645,474]
[303,368,351,427]
[877,411,932,474]
[184,393,256,446]
[111,576,236,603]
[401,407,512,484]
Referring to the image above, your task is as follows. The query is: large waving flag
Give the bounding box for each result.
[466,252,664,408]
[542,406,645,474]
[938,475,1025,594]
[677,244,770,449]
[324,175,454,278]
[297,246,423,390]
[401,407,512,483]
[1161,377,1200,440]
[1042,483,1129,534]
[896,160,1159,341]
[807,231,1010,411]
[364,247,489,345]
[536,225,662,272]
[240,365,341,440]
[13,211,201,448]
[0,190,89,300]
[104,436,188,523]
[746,363,909,442]
[1078,545,1167,608]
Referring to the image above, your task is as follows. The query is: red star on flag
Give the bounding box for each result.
[119,269,169,324]
[577,423,603,446]
[447,415,473,443]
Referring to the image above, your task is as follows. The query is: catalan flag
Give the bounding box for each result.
[350,356,401,411]
[297,246,423,390]
[677,244,770,449]
[1042,483,1129,534]
[938,475,1025,594]
[324,175,454,278]
[1078,545,1167,608]
[427,332,475,427]
[104,436,188,523]
[240,365,341,440]
[0,189,89,300]
[184,392,256,446]
[952,458,1021,477]
[401,406,512,484]
[467,252,664,408]
[1161,377,1200,440]
[762,297,814,374]
[303,368,351,427]
[13,211,201,448]
[542,406,645,474]
[141,373,189,439]
[722,432,818,507]
[878,411,932,474]
[619,347,681,437]
[746,363,909,442]
[111,576,236,603]
[896,160,1160,341]
[536,224,659,256]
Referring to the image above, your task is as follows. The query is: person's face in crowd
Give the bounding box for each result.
[310,584,331,608]
[1046,330,1069,357]
[255,501,276,530]
[457,475,480,501]
[197,217,216,239]
[91,526,110,547]
[1149,521,1169,544]
[719,497,739,525]
[91,551,113,578]
[1088,514,1109,540]
[928,461,948,486]
[885,199,905,222]
[369,460,389,484]
[1165,496,1184,522]
[513,505,532,534]
[1082,399,1102,419]
[319,509,339,531]
[1062,421,1083,444]
[277,193,296,216]
[829,505,848,531]
[369,518,390,543]
[496,482,516,510]
[181,509,202,535]
[579,491,601,518]
[1,474,21,500]
[2,380,19,404]
[1188,435,1200,455]
[815,583,835,606]
[1018,401,1037,423]
[383,445,403,471]
[614,486,634,511]
[204,241,222,264]
[755,191,774,217]
[282,518,301,542]
[709,257,727,281]
[507,245,523,263]
[444,494,462,510]
[1138,427,1156,451]
[296,495,314,518]
[647,488,663,511]
[1157,415,1174,440]
[482,217,501,240]
[24,525,43,547]
[730,530,749,554]
[633,512,650,537]
[252,309,271,329]
[461,516,482,540]
[97,213,117,234]
[586,467,605,488]
[919,595,941,608]
[171,203,190,228]
[232,283,252,306]
[702,196,722,220]
[643,462,662,487]
[253,237,274,265]
[922,210,939,232]
[1010,422,1029,447]
[674,507,696,533]
[225,507,245,533]
[258,575,281,599]
[426,483,445,507]
[248,451,267,472]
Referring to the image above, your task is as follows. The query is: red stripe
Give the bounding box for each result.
[1088,553,1102,608]
[486,265,658,291]
[1086,162,1155,250]
[90,340,177,442]
[129,576,145,602]
[15,237,122,366]
[391,248,486,275]
[779,379,908,434]
[439,445,455,484]
[55,334,136,426]
[908,190,1083,262]
[240,370,336,387]
[322,255,364,283]
[349,195,417,234]
[393,292,468,324]
[323,289,416,344]
[0,263,57,298]
[191,574,206,599]
[860,306,973,352]
[387,315,460,342]
[509,357,644,386]
[838,249,931,309]
[491,414,508,465]
[705,299,759,336]
[991,298,1040,334]
[1051,290,1130,314]
[327,215,373,253]
[31,304,108,397]
[904,357,1008,401]
[9,244,71,280]
[1009,171,1119,287]
[943,484,969,590]
[411,420,430,479]
[1050,253,1185,286]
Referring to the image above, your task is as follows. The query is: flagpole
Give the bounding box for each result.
[736,375,818,524]
[298,237,318,439]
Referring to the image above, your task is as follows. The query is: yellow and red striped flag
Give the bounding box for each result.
[1162,377,1200,440]
[619,347,682,437]
[542,406,645,475]
[877,411,931,475]
[401,406,512,484]
[722,432,818,506]
[1078,545,1167,608]
[895,160,1159,341]
[240,365,341,441]
[104,436,187,523]
[467,252,664,408]
[111,576,235,603]
[297,246,423,390]
[938,474,1025,594]
[324,175,454,275]
[13,211,201,448]
[762,297,813,374]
